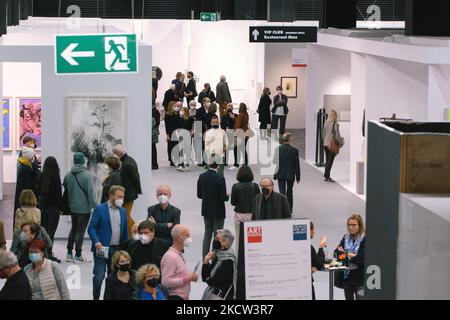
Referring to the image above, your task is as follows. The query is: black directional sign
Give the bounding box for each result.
[249,26,317,43]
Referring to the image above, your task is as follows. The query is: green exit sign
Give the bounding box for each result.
[200,12,218,22]
[55,34,138,75]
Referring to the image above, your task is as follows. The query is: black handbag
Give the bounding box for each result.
[334,271,344,289]
[61,188,71,216]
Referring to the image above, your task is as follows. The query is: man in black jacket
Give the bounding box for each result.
[126,221,170,271]
[185,71,198,104]
[162,84,177,112]
[198,83,216,104]
[271,85,289,137]
[0,250,32,300]
[147,185,181,245]
[113,145,142,239]
[195,97,211,166]
[197,162,229,258]
[273,133,301,212]
[252,178,291,220]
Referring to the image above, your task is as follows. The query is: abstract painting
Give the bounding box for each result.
[18,98,42,148]
[281,77,297,98]
[66,97,127,200]
[2,98,11,149]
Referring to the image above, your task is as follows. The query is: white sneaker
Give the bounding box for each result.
[66,254,74,263]
[183,165,190,171]
[74,255,90,263]
[228,166,237,170]
[176,165,184,171]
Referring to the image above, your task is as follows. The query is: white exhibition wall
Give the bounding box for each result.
[265,43,307,129]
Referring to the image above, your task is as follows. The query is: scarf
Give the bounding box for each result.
[18,157,32,168]
[210,247,238,299]
[343,233,365,279]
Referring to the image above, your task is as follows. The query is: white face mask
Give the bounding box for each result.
[140,234,151,245]
[174,107,180,112]
[158,195,169,205]
[183,237,193,248]
[114,198,124,208]
[277,90,282,95]
[132,234,140,241]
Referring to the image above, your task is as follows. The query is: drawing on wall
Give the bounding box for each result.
[2,98,11,150]
[281,76,298,98]
[66,97,126,200]
[18,98,42,148]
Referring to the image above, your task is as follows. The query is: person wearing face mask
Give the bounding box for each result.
[147,185,181,245]
[198,83,216,104]
[176,73,187,103]
[202,229,237,300]
[195,97,211,166]
[126,221,170,271]
[10,222,52,268]
[88,185,129,300]
[161,224,198,300]
[185,71,198,105]
[104,251,137,300]
[0,250,32,300]
[133,264,169,300]
[23,240,70,300]
[162,84,178,112]
[14,146,40,227]
[18,136,41,171]
[251,178,291,220]
[204,115,228,175]
[176,106,195,171]
[257,87,272,139]
[216,75,232,122]
[101,156,123,203]
[63,152,98,263]
[271,86,289,138]
[165,101,182,167]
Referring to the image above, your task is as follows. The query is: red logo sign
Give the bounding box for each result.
[247,226,262,243]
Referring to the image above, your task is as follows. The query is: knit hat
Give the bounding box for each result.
[21,147,35,161]
[73,152,86,165]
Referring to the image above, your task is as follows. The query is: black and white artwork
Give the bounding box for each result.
[66,97,126,200]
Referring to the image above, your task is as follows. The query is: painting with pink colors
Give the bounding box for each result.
[18,98,42,148]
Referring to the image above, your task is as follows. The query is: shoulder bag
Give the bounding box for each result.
[328,122,341,155]
[61,172,89,216]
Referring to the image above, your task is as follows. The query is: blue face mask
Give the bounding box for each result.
[29,253,42,263]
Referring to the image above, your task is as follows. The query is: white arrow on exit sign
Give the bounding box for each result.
[61,43,95,66]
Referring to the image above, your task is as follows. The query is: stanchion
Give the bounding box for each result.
[315,108,327,167]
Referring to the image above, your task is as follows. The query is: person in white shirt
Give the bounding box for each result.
[204,115,228,175]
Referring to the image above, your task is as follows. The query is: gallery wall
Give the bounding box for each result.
[264,43,307,129]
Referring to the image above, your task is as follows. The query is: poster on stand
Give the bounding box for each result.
[2,98,12,150]
[17,98,42,149]
[66,97,127,201]
[243,219,311,300]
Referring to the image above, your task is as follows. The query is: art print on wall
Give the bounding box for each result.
[18,98,42,148]
[66,97,127,200]
[2,98,12,150]
[281,77,297,98]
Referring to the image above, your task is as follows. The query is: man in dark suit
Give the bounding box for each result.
[113,144,142,239]
[197,162,229,258]
[195,97,211,166]
[88,185,129,300]
[162,84,177,111]
[185,71,198,104]
[252,178,291,220]
[273,133,301,212]
[126,221,170,271]
[216,75,232,121]
[271,85,289,137]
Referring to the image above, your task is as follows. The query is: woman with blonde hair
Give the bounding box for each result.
[323,109,343,182]
[14,189,41,232]
[334,214,366,300]
[133,264,169,300]
[104,250,137,300]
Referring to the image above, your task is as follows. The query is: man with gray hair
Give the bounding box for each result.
[0,250,32,300]
[252,177,291,220]
[216,75,232,122]
[113,144,142,239]
[273,132,301,212]
[162,84,177,112]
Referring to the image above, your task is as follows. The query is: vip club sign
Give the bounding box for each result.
[55,34,138,74]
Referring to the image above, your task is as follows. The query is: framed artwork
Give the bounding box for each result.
[281,77,298,98]
[2,98,12,150]
[17,97,42,149]
[66,97,127,200]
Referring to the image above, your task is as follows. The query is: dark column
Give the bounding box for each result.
[0,0,7,35]
[267,0,294,22]
[406,0,450,36]
[319,0,356,29]
[234,0,257,20]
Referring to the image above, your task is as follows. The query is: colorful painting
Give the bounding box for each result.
[2,98,11,149]
[18,98,42,148]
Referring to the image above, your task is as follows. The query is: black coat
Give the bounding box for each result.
[162,89,177,111]
[334,236,366,285]
[0,269,32,300]
[257,95,272,124]
[120,154,142,203]
[186,79,198,98]
[198,90,216,103]
[221,114,235,131]
[152,106,161,128]
[272,94,289,115]
[195,106,208,133]
[104,270,138,300]
[101,169,123,203]
[273,144,301,181]
[165,114,181,138]
[202,258,235,300]
[197,170,229,219]
[147,204,181,244]
[126,238,170,271]
[36,174,62,210]
[231,182,260,213]
[252,192,291,220]
[15,162,40,212]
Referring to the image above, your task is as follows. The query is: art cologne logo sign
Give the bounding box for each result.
[247,226,263,243]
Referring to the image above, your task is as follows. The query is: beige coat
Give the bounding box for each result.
[14,207,41,232]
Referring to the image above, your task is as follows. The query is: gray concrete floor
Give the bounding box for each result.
[0,128,364,300]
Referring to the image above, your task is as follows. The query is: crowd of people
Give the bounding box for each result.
[0,71,354,301]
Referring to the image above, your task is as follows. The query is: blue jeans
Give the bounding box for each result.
[92,246,118,300]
